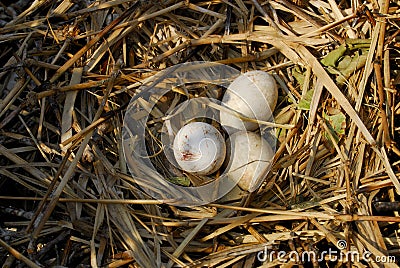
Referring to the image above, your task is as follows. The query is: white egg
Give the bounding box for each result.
[173,122,226,175]
[220,70,278,133]
[224,131,274,192]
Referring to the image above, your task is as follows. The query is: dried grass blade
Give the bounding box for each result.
[294,44,376,145]
[372,147,400,195]
[51,0,74,15]
[108,204,157,267]
[0,238,41,268]
[0,144,48,181]
[167,218,208,268]
[61,68,83,152]
[353,232,397,268]
[49,2,139,83]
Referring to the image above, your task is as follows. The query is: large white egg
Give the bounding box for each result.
[225,131,274,192]
[220,70,278,133]
[173,122,226,175]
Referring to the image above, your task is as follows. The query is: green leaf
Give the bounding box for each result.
[165,176,191,186]
[321,39,370,85]
[345,38,371,50]
[292,66,305,86]
[336,50,368,85]
[297,89,314,111]
[323,111,346,143]
[320,44,347,67]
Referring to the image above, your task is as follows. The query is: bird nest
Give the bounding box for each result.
[0,0,399,267]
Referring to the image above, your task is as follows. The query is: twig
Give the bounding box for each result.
[49,2,139,84]
[0,238,41,268]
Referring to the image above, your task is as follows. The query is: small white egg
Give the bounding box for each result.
[220,70,278,133]
[224,131,274,192]
[173,122,226,175]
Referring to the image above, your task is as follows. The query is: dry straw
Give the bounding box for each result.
[0,0,399,267]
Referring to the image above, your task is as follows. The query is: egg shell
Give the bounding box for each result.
[220,70,278,133]
[173,122,226,175]
[224,131,274,191]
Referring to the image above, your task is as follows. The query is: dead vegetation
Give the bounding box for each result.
[0,0,400,267]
